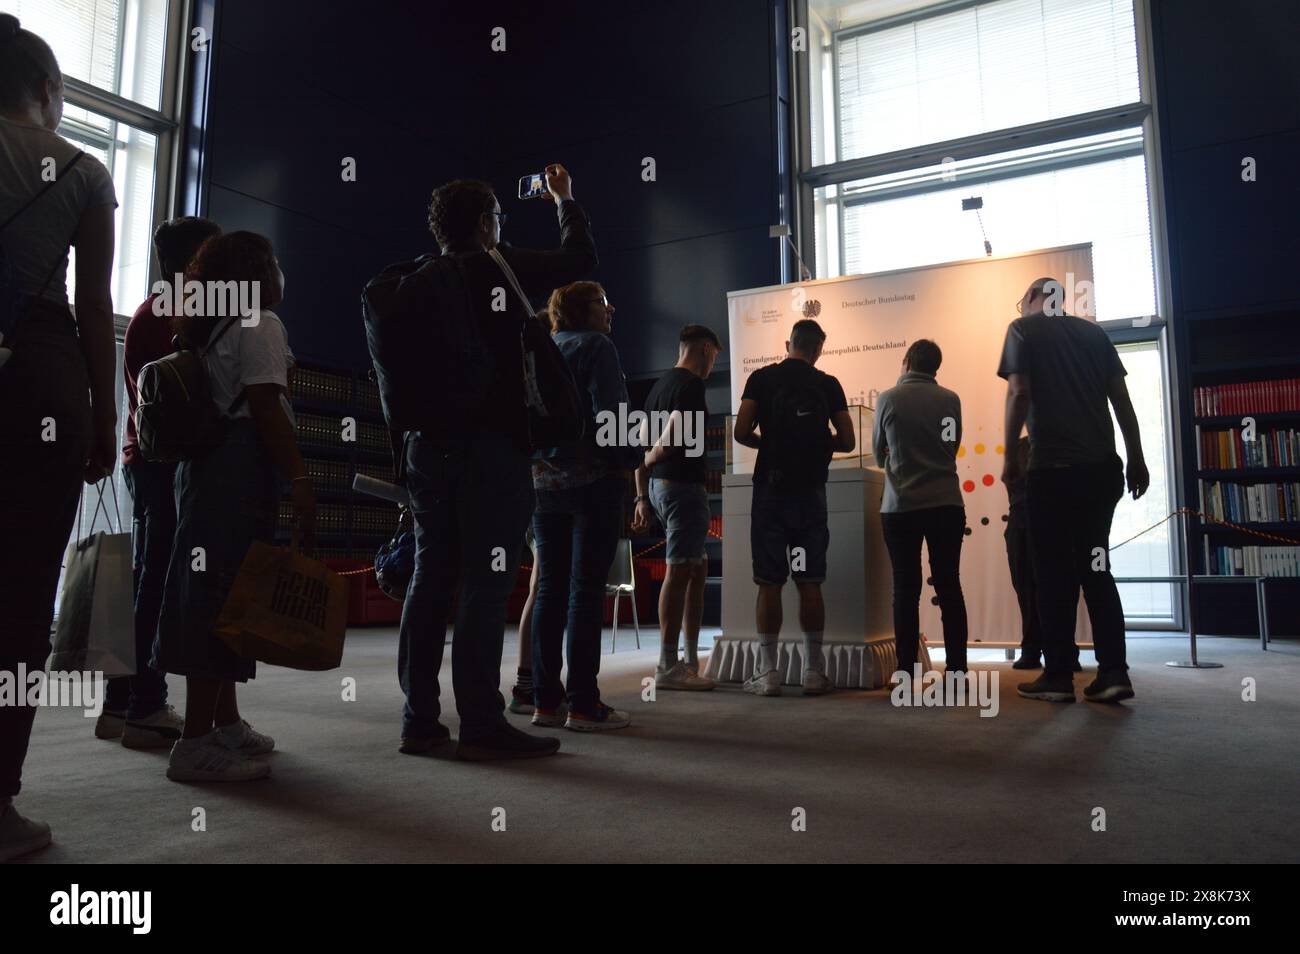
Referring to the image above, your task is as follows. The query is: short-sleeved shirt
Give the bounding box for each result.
[204,309,296,423]
[644,367,708,484]
[0,116,117,305]
[996,312,1125,469]
[741,357,848,488]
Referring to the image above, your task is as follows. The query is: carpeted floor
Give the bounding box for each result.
[14,631,1299,864]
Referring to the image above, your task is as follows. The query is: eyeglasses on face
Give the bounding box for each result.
[486,211,507,226]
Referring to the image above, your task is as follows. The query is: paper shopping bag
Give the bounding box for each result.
[214,542,347,670]
[50,530,136,677]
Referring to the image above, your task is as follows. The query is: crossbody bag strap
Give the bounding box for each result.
[486,247,536,319]
[26,152,89,305]
[198,314,247,416]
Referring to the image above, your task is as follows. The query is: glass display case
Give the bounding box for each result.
[725,404,875,476]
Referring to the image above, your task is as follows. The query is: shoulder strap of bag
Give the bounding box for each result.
[199,314,247,416]
[0,151,86,236]
[25,152,90,306]
[486,247,536,319]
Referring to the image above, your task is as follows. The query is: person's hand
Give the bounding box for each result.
[630,498,654,534]
[544,164,573,204]
[84,414,117,485]
[1000,453,1021,490]
[291,477,317,554]
[1127,457,1150,500]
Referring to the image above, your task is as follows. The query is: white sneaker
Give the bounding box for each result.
[167,732,271,783]
[802,670,833,696]
[0,801,52,862]
[655,660,716,691]
[531,703,569,728]
[122,705,185,750]
[566,704,632,732]
[217,719,275,756]
[94,709,126,740]
[743,669,783,697]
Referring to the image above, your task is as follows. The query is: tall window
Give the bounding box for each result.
[801,0,1156,324]
[796,0,1177,624]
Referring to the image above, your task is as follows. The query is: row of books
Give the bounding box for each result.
[1193,378,1300,417]
[352,505,401,538]
[292,367,353,406]
[1199,480,1300,525]
[295,413,390,453]
[277,502,352,537]
[705,470,723,494]
[1194,425,1300,470]
[1203,543,1300,577]
[705,424,727,454]
[305,458,353,493]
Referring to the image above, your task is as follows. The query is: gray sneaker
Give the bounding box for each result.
[167,732,271,783]
[801,670,833,696]
[0,801,52,862]
[655,661,716,691]
[122,705,184,749]
[216,719,275,756]
[743,669,782,697]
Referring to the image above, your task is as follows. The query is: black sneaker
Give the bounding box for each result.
[457,722,561,761]
[399,723,452,755]
[1083,672,1135,704]
[1017,674,1076,703]
[1012,654,1042,670]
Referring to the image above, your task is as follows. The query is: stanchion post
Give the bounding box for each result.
[1168,508,1223,669]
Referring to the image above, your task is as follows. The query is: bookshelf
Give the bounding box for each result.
[1189,378,1300,583]
[278,362,401,561]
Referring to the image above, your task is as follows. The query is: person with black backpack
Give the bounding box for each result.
[0,14,118,862]
[732,319,855,697]
[872,339,969,681]
[151,231,314,783]
[368,168,596,761]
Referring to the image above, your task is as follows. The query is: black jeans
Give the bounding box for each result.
[106,459,175,718]
[881,505,968,673]
[397,432,535,738]
[0,319,88,799]
[1026,458,1126,679]
[1005,521,1081,664]
[530,474,624,713]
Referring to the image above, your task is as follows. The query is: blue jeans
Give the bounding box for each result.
[398,432,534,738]
[530,474,624,713]
[106,459,175,718]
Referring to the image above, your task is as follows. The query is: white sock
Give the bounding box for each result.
[758,633,780,674]
[802,632,825,674]
[683,638,699,668]
[659,644,679,670]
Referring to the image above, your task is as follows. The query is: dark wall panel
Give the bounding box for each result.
[202,0,782,374]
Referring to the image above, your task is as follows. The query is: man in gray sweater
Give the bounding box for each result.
[872,339,968,677]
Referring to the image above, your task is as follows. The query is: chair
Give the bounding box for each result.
[606,538,640,651]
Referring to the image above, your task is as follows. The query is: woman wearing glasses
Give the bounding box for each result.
[526,283,640,731]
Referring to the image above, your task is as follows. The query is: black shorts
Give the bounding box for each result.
[750,482,829,585]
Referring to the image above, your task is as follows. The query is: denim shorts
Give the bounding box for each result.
[649,478,710,565]
[750,482,829,585]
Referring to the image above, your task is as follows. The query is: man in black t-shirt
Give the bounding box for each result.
[998,277,1149,705]
[631,325,721,692]
[733,319,855,697]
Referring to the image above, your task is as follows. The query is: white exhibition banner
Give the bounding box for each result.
[726,244,1096,646]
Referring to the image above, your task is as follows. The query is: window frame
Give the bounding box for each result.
[59,0,194,335]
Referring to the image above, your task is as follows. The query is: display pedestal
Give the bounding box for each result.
[713,467,922,688]
[703,634,931,690]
